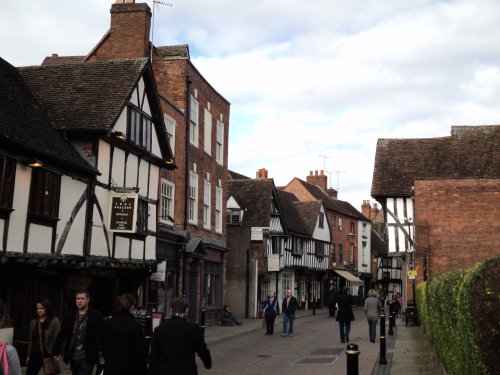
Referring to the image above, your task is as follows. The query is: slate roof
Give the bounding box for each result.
[371,125,500,197]
[228,170,251,180]
[0,57,96,175]
[371,228,388,257]
[227,179,277,227]
[19,58,149,132]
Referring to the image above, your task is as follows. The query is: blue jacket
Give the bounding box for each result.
[262,298,280,317]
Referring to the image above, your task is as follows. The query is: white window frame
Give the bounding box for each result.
[204,108,212,155]
[215,187,223,233]
[338,217,343,231]
[160,178,175,225]
[216,120,224,165]
[190,95,199,147]
[164,114,176,155]
[188,171,198,224]
[203,179,211,229]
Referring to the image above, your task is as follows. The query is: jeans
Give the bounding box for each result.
[70,357,94,375]
[368,319,378,342]
[339,321,351,342]
[282,313,295,334]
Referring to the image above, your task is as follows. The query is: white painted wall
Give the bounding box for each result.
[138,161,149,195]
[27,224,52,253]
[125,154,139,188]
[113,108,128,134]
[97,140,111,185]
[131,239,144,260]
[90,187,110,257]
[145,235,155,260]
[115,236,130,259]
[111,148,126,187]
[312,205,330,242]
[357,221,371,274]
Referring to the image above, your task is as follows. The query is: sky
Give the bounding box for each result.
[2,0,500,210]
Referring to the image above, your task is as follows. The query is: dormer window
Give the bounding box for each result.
[128,105,152,151]
[318,212,325,228]
[226,208,242,225]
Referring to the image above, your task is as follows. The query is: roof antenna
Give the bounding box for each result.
[151,0,172,61]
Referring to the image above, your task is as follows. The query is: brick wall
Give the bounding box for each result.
[414,178,500,284]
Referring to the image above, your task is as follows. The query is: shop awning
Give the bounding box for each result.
[334,269,363,285]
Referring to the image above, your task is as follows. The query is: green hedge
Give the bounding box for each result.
[416,255,499,375]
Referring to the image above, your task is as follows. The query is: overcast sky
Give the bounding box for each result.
[2,0,500,210]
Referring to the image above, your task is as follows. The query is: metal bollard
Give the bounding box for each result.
[379,313,387,364]
[200,307,206,337]
[388,313,394,336]
[345,342,360,375]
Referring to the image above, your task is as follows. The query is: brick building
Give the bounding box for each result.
[371,125,500,306]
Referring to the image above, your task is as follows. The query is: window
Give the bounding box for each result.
[318,212,324,228]
[349,243,354,263]
[362,222,367,236]
[338,244,343,263]
[29,169,61,219]
[128,106,152,151]
[203,179,211,229]
[188,171,198,224]
[164,114,175,154]
[332,216,336,231]
[271,236,282,255]
[281,273,293,299]
[349,222,355,235]
[338,217,343,231]
[203,262,221,308]
[160,179,174,225]
[215,187,223,233]
[226,208,241,225]
[331,243,336,263]
[189,96,199,146]
[204,108,212,155]
[261,280,270,302]
[292,237,303,256]
[315,241,324,257]
[0,155,16,210]
[216,120,224,165]
[136,199,149,234]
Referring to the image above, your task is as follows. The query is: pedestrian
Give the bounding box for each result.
[52,288,104,375]
[395,292,402,317]
[149,297,211,375]
[220,305,242,326]
[327,284,337,318]
[262,291,280,335]
[0,299,21,375]
[281,290,298,337]
[364,289,381,343]
[336,286,355,343]
[378,287,386,309]
[100,293,147,375]
[26,298,61,375]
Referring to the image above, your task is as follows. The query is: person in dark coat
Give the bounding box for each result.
[100,293,147,375]
[281,290,298,337]
[52,288,103,375]
[335,286,355,343]
[149,298,211,375]
[327,284,337,317]
[262,291,280,335]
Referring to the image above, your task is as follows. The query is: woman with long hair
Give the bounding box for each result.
[26,298,60,375]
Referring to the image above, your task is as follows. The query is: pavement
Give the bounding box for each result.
[21,306,445,375]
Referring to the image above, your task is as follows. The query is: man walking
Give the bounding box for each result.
[53,288,103,375]
[281,290,298,337]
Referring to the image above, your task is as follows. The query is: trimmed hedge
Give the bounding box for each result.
[416,255,499,375]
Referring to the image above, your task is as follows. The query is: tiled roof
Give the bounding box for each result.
[371,228,388,256]
[155,45,190,59]
[0,57,96,174]
[19,58,149,132]
[371,125,500,197]
[228,170,251,180]
[41,55,85,65]
[275,189,308,235]
[227,179,276,227]
[294,201,322,235]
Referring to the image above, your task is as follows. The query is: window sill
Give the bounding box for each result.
[27,213,59,226]
[0,207,14,219]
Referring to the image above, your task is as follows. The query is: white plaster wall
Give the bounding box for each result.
[90,187,111,257]
[57,176,87,255]
[111,148,126,187]
[113,108,127,134]
[114,236,130,259]
[130,86,139,107]
[0,220,4,251]
[7,165,30,252]
[97,140,111,185]
[148,202,156,232]
[149,166,159,201]
[27,224,52,253]
[358,221,371,273]
[138,161,149,195]
[312,206,330,242]
[145,235,155,260]
[131,238,144,260]
[138,78,147,113]
[126,154,139,188]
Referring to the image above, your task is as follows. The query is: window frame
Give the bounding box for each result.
[159,178,175,225]
[164,114,176,155]
[216,120,224,165]
[188,171,198,225]
[28,168,61,221]
[128,105,152,152]
[203,179,211,229]
[215,187,223,233]
[203,261,221,308]
[0,155,16,213]
[189,95,199,147]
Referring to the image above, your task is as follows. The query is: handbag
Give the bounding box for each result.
[39,321,61,375]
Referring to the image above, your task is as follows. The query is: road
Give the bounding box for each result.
[197,307,379,375]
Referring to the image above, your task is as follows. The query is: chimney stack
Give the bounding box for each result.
[256,168,268,179]
[306,170,328,191]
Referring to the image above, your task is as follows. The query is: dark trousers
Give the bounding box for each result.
[339,321,351,342]
[265,315,276,334]
[26,352,44,375]
[368,319,378,342]
[70,357,94,375]
[282,313,295,334]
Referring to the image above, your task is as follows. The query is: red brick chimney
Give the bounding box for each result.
[361,200,371,220]
[306,170,328,191]
[256,168,268,179]
[87,0,151,61]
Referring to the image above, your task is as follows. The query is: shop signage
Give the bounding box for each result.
[267,254,280,272]
[108,192,138,232]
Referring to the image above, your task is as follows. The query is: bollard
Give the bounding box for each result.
[200,307,206,337]
[312,299,316,315]
[345,342,360,375]
[388,313,394,336]
[379,313,387,364]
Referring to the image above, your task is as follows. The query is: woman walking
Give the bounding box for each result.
[364,289,381,343]
[26,298,60,375]
[262,291,280,335]
[336,286,355,343]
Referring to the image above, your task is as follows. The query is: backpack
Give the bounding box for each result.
[0,341,9,375]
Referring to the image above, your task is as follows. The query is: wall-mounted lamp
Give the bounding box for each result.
[28,159,43,168]
[111,131,126,140]
[164,158,175,167]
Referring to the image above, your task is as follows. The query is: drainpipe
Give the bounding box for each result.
[181,75,193,297]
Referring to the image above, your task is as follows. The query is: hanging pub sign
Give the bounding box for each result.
[108,192,138,232]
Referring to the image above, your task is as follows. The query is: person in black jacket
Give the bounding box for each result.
[336,286,355,343]
[100,293,147,375]
[281,290,298,337]
[149,298,211,375]
[52,288,103,375]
